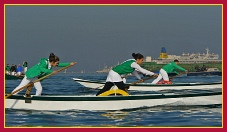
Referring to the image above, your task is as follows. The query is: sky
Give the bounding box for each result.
[5,5,222,73]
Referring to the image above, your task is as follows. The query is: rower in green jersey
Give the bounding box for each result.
[12,53,76,96]
[96,53,158,96]
[151,59,187,84]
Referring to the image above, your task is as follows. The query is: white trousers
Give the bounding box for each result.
[23,67,27,73]
[12,75,43,96]
[151,69,169,84]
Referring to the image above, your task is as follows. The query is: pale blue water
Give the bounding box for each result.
[5,73,222,127]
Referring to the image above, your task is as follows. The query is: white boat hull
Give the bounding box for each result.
[6,91,222,111]
[73,78,222,91]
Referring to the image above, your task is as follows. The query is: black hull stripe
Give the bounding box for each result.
[7,92,222,101]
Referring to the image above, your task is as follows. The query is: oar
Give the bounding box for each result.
[5,63,76,98]
[169,72,185,82]
[119,76,155,93]
[130,76,154,86]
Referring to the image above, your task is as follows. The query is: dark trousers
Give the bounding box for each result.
[96,81,129,96]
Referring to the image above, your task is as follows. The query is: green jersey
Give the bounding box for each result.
[163,61,186,74]
[26,58,70,79]
[112,59,136,75]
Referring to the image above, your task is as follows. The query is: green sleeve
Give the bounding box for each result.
[173,70,179,74]
[58,62,70,67]
[173,63,186,72]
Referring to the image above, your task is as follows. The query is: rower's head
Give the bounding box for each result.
[49,53,59,67]
[132,53,144,65]
[174,59,179,65]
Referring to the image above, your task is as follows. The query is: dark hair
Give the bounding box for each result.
[174,59,179,62]
[49,53,60,62]
[132,53,144,60]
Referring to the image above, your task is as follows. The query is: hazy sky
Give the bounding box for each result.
[5,5,222,72]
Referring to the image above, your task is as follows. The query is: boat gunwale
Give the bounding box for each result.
[72,78,222,87]
[5,74,24,80]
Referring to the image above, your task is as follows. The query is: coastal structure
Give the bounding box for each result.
[146,47,221,64]
[96,65,112,73]
[143,47,222,72]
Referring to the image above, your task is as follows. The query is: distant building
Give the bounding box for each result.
[96,66,112,73]
[145,56,152,62]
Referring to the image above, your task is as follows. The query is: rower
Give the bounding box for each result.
[96,53,158,96]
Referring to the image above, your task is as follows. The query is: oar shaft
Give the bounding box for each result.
[130,76,154,86]
[34,64,73,83]
[169,72,184,81]
[5,83,32,98]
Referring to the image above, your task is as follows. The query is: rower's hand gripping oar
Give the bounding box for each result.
[5,62,76,99]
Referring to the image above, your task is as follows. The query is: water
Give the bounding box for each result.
[5,73,222,127]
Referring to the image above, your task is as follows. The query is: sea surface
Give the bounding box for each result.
[5,73,223,127]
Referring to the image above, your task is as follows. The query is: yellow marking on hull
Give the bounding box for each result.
[98,89,129,96]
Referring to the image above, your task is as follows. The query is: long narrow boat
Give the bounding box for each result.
[5,74,24,80]
[187,71,222,76]
[5,89,222,111]
[187,68,222,76]
[72,78,222,91]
